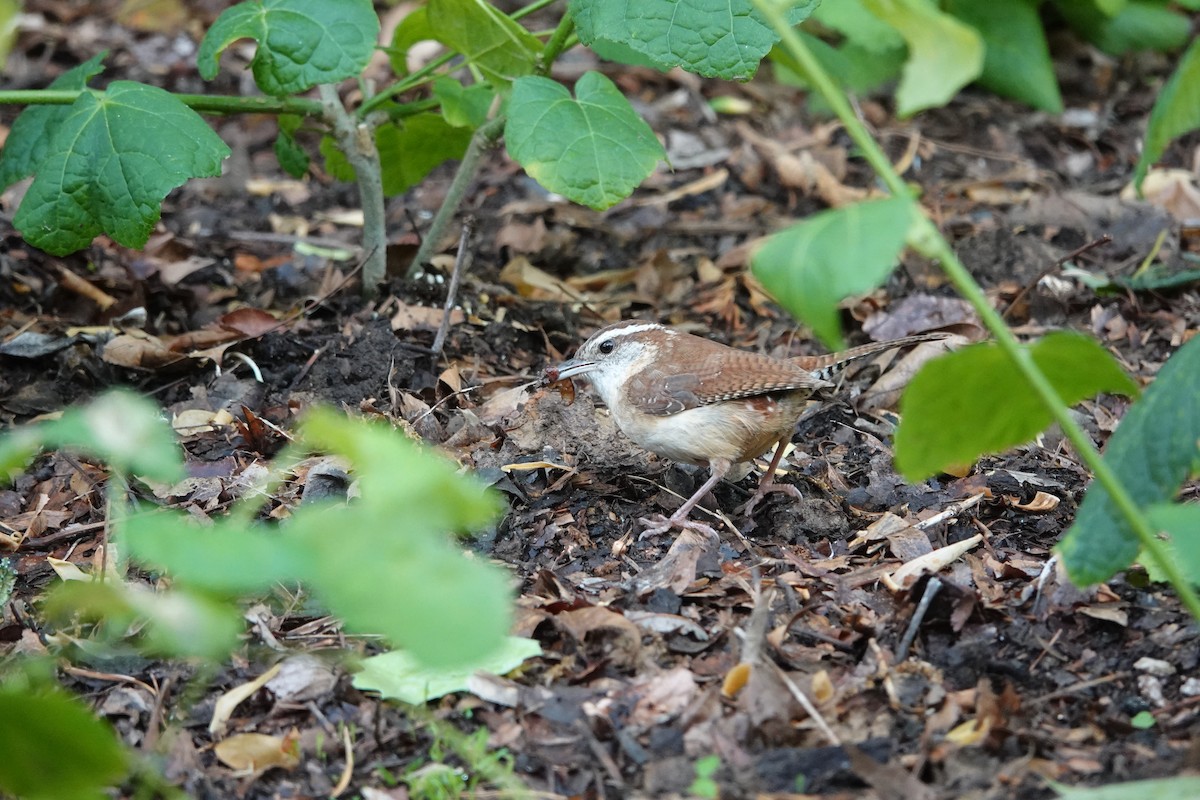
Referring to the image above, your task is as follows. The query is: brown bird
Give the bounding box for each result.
[546,320,944,537]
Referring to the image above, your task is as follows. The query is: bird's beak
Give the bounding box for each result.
[544,357,594,384]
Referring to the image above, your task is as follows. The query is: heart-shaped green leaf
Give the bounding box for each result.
[506,72,665,210]
[12,82,230,255]
[198,0,379,95]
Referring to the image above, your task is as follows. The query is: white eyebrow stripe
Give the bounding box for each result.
[606,322,671,338]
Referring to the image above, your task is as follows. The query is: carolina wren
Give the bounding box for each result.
[546,320,944,538]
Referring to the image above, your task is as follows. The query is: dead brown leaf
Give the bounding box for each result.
[213,731,301,773]
[102,332,189,370]
[554,606,642,669]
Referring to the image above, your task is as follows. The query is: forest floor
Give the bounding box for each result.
[2,3,1199,799]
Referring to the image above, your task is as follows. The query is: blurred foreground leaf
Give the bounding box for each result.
[895,333,1138,481]
[1058,336,1200,584]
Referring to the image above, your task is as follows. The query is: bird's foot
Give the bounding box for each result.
[637,513,718,541]
[739,481,803,530]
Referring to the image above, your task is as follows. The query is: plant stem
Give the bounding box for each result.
[0,86,438,120]
[540,15,577,70]
[319,84,388,297]
[0,89,326,116]
[357,0,564,118]
[512,0,562,19]
[359,51,458,117]
[398,7,573,277]
[754,0,1200,619]
[409,116,505,277]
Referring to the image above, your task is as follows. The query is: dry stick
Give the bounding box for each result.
[409,116,505,278]
[894,577,942,662]
[431,216,475,356]
[226,230,363,251]
[1001,234,1112,320]
[772,663,842,746]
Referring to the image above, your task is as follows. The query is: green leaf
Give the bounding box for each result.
[0,688,128,799]
[12,82,230,255]
[1134,37,1200,189]
[505,72,665,210]
[1142,503,1200,585]
[45,582,243,660]
[63,391,185,480]
[572,0,818,80]
[427,0,541,86]
[377,114,474,196]
[586,37,665,70]
[198,0,380,95]
[388,6,434,77]
[0,0,20,65]
[861,0,984,117]
[895,332,1139,481]
[1058,336,1200,584]
[119,508,310,591]
[322,112,473,195]
[1048,776,1200,800]
[275,114,309,178]
[750,197,915,349]
[297,407,503,532]
[770,33,906,112]
[121,408,511,668]
[320,134,355,182]
[0,52,106,191]
[944,0,1062,112]
[353,637,542,703]
[1064,263,1200,294]
[1129,710,1156,729]
[299,510,511,667]
[433,77,495,129]
[812,0,903,53]
[0,390,184,481]
[1053,0,1190,55]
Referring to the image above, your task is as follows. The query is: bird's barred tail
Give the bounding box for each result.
[791,333,949,381]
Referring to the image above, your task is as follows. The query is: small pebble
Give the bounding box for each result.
[1133,657,1175,676]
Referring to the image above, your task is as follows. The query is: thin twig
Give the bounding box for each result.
[913,492,986,530]
[772,663,842,746]
[431,216,475,355]
[895,577,941,662]
[225,230,362,251]
[1001,234,1112,319]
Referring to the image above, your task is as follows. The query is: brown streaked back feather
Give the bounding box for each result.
[625,347,830,416]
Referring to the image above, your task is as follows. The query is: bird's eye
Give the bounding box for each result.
[598,340,615,354]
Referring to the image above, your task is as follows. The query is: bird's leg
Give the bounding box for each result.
[638,459,730,540]
[740,436,803,523]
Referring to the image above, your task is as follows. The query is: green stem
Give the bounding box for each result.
[511,0,562,19]
[539,15,577,72]
[0,89,325,116]
[754,0,1200,619]
[359,51,458,117]
[319,84,388,297]
[361,0,565,118]
[409,115,506,278]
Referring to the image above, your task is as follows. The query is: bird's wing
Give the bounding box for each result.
[624,351,830,416]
